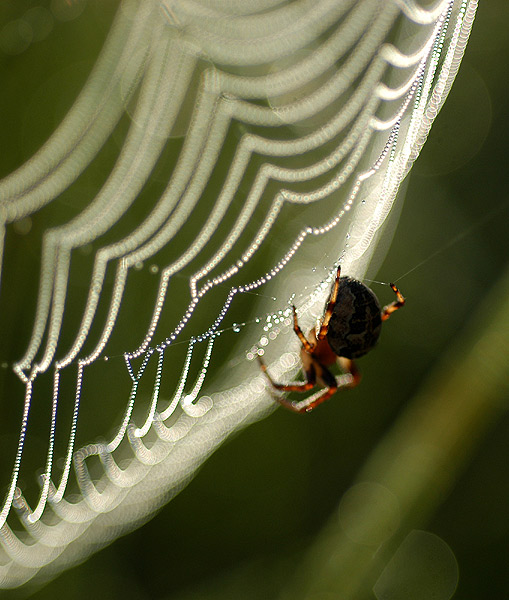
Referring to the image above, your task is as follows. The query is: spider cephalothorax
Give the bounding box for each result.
[258,266,404,413]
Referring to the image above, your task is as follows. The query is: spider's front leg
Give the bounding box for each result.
[317,265,341,340]
[257,305,317,401]
[291,304,315,353]
[381,283,405,321]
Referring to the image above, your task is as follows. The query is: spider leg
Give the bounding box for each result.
[256,307,318,396]
[317,265,341,340]
[381,283,405,321]
[269,357,361,414]
[257,356,316,392]
[276,384,338,414]
[290,358,361,414]
[337,357,362,388]
[292,305,314,353]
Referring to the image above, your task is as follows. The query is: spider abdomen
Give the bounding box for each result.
[326,277,382,359]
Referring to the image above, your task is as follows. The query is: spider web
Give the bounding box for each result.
[0,0,476,587]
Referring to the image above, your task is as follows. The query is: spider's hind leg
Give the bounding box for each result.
[258,354,329,413]
[337,357,362,388]
[257,355,316,393]
[290,358,361,414]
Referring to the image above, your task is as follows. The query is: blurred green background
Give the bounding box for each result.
[1,1,508,598]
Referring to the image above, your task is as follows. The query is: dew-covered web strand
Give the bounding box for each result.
[2,64,425,522]
[104,105,406,450]
[8,0,438,383]
[0,0,477,575]
[108,209,363,456]
[0,2,153,215]
[18,3,376,377]
[17,76,421,526]
[118,3,415,308]
[0,188,480,527]
[32,87,471,520]
[0,383,32,528]
[190,47,431,300]
[162,0,358,68]
[12,24,181,379]
[1,31,200,519]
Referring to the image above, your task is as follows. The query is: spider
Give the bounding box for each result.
[258,265,405,413]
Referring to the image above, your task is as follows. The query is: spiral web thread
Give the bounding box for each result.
[0,0,476,587]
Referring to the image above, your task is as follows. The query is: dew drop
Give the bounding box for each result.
[232,323,241,333]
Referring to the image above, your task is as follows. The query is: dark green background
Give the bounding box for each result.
[1,2,508,598]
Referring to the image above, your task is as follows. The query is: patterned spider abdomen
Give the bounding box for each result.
[326,277,382,359]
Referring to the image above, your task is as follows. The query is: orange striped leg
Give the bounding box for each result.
[257,356,315,392]
[381,283,405,321]
[292,305,314,353]
[318,265,341,340]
